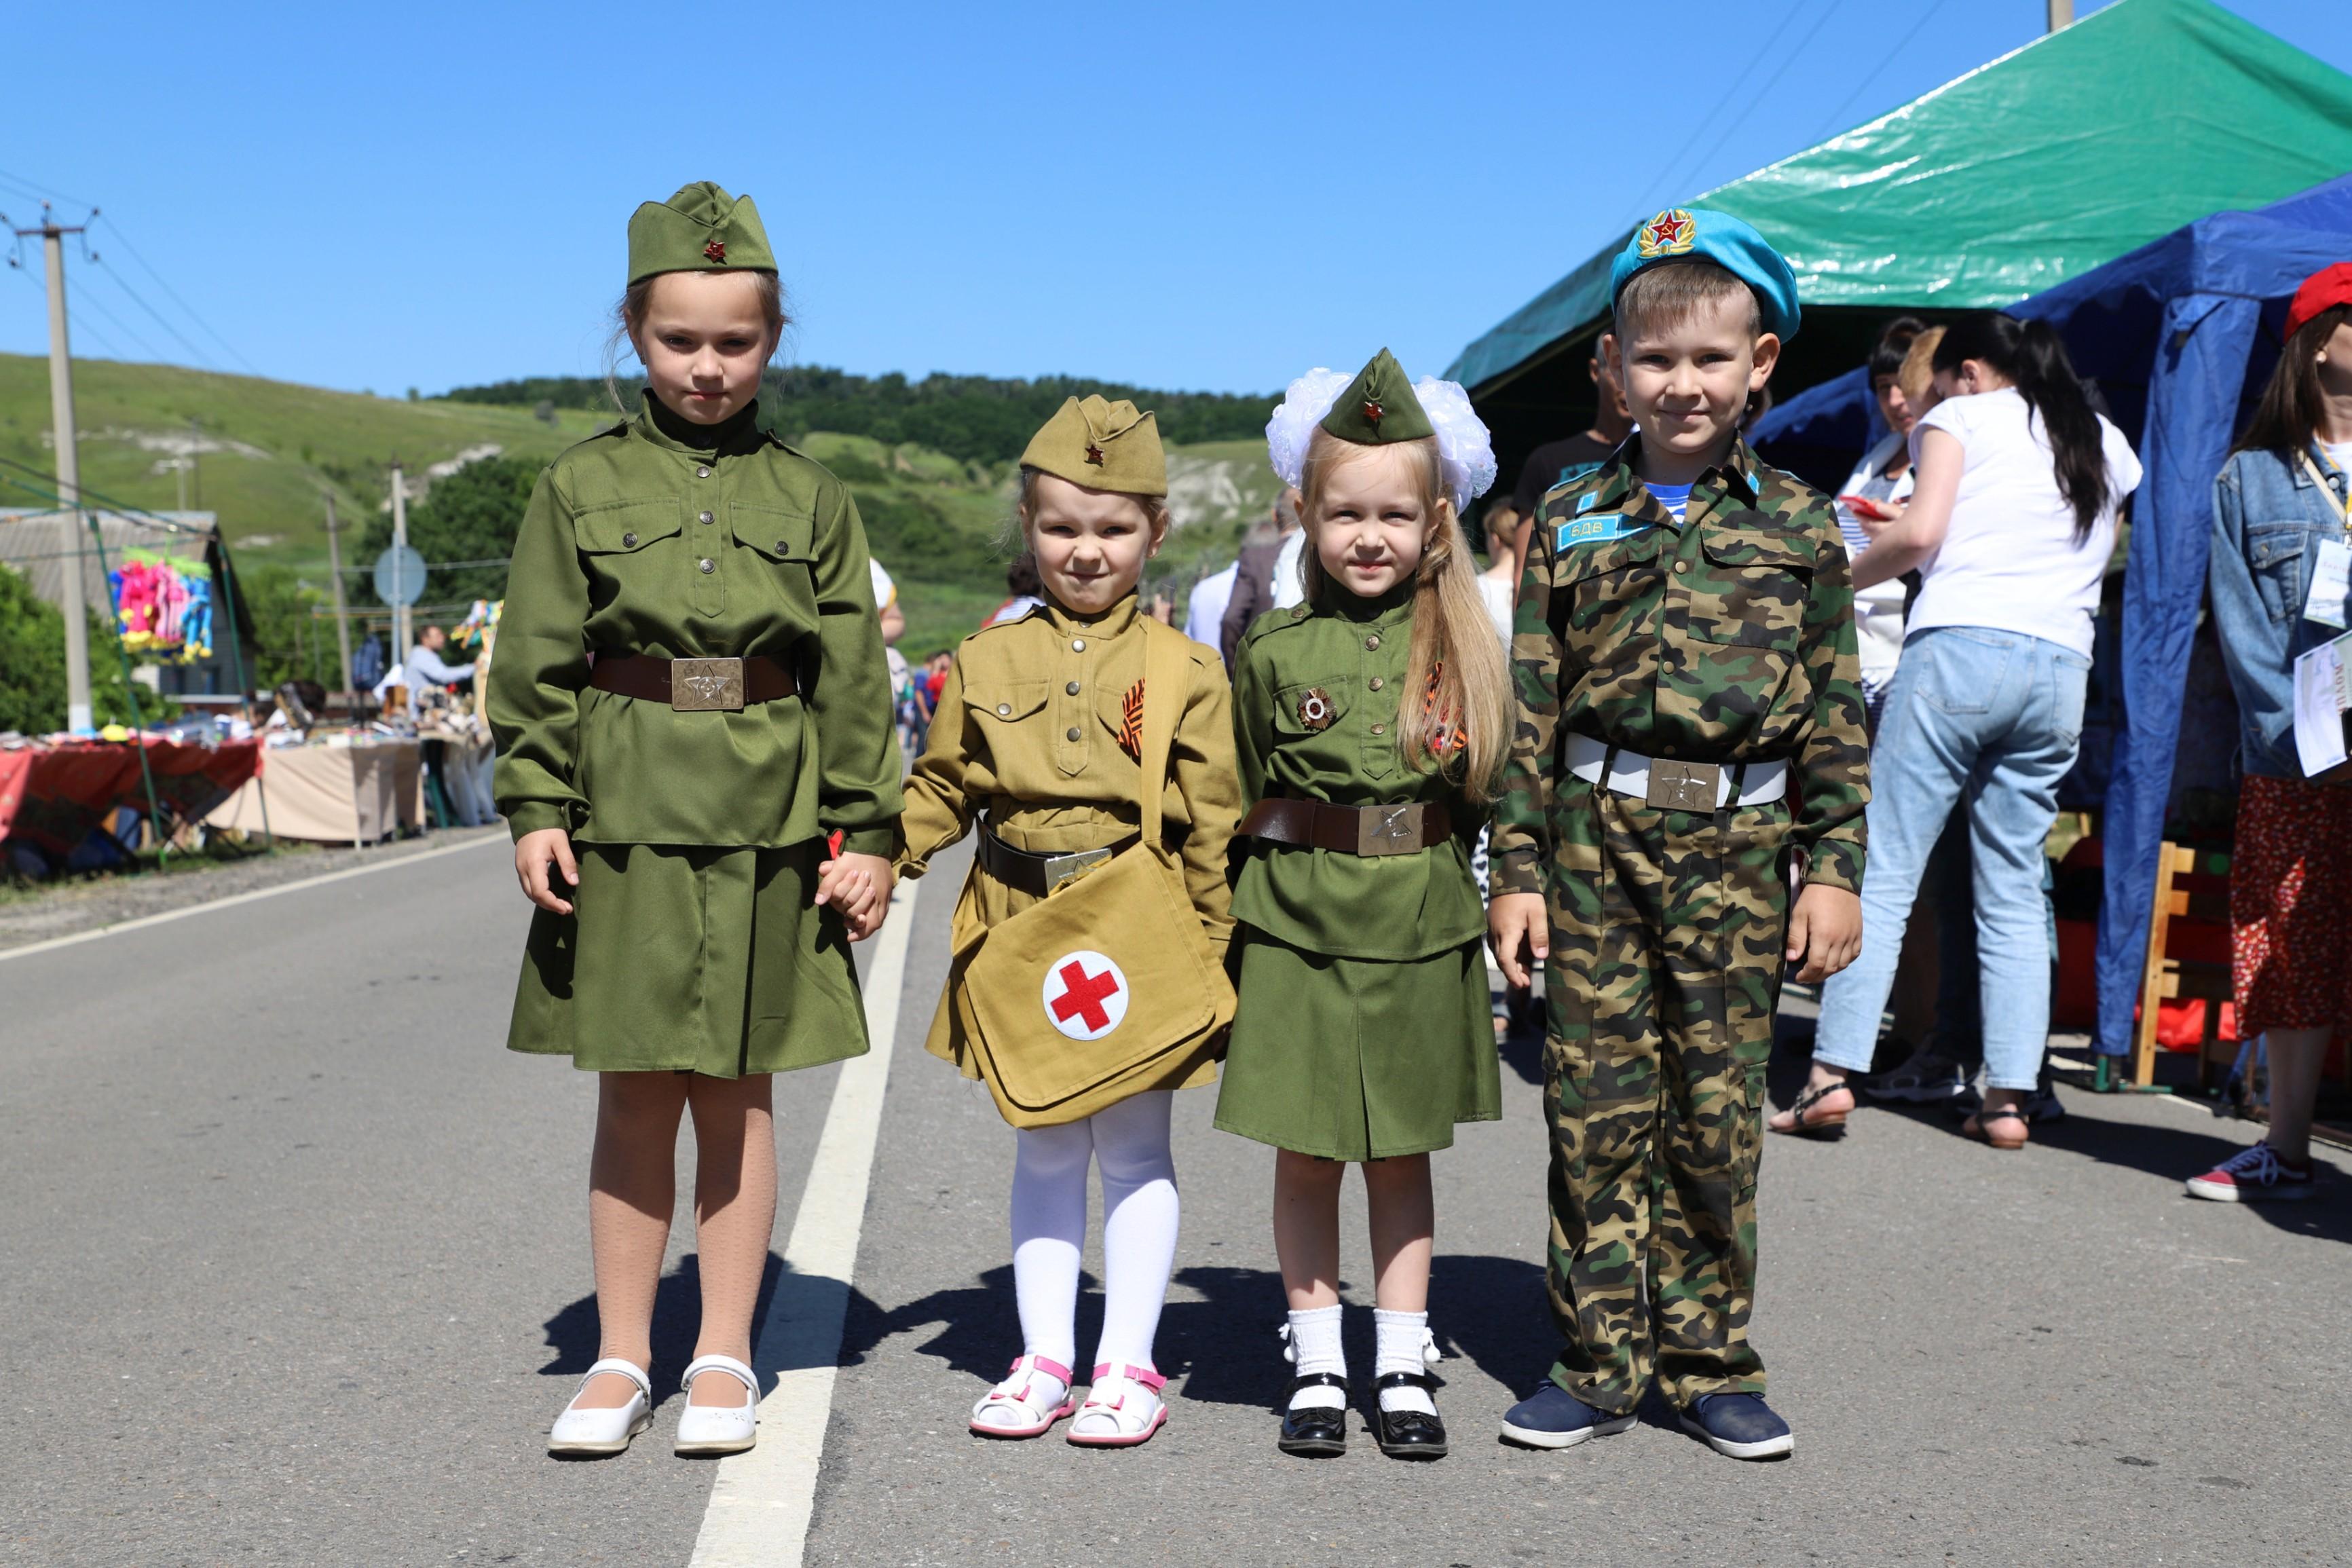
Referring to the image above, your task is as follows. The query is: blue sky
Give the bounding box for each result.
[4,0,2347,398]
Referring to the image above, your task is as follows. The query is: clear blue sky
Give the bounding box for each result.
[5,0,2347,398]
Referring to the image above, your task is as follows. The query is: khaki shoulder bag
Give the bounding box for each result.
[961,618,1236,1127]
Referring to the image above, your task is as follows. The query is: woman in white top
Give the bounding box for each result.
[1475,502,1523,647]
[1835,317,1928,728]
[1774,312,2143,1150]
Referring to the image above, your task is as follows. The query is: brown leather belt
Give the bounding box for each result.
[978,827,1140,896]
[589,654,796,712]
[1238,798,1453,857]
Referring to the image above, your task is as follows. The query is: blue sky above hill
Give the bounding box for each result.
[5,1,2347,398]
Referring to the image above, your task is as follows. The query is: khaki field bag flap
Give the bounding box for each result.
[963,620,1235,1126]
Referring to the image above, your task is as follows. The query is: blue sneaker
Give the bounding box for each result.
[1498,1382,1637,1450]
[1679,1392,1793,1459]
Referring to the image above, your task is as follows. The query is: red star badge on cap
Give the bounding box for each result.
[704,240,727,263]
[1637,209,1696,259]
[1362,399,1384,428]
[1085,443,1106,466]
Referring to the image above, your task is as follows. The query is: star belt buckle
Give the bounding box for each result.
[1043,846,1115,893]
[671,656,746,712]
[1645,760,1723,813]
[1357,804,1422,856]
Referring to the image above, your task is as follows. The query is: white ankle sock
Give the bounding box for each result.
[1373,1309,1436,1416]
[1284,1305,1345,1411]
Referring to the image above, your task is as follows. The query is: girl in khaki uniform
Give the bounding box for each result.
[897,396,1241,1447]
[492,184,901,1458]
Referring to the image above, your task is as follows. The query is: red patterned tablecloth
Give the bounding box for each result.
[0,739,263,855]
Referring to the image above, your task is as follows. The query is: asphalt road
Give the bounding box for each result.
[5,837,2348,1566]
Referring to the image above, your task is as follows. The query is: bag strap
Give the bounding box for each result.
[1136,618,1192,846]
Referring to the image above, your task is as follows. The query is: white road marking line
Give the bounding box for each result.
[688,878,918,1568]
[0,829,508,964]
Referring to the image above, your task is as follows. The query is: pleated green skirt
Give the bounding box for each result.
[1214,930,1500,1161]
[506,841,869,1078]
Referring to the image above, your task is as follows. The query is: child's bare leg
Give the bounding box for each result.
[684,1072,778,1404]
[1362,1155,1434,1311]
[1272,1149,1345,1309]
[580,1071,692,1408]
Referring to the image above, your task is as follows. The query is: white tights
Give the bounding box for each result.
[1009,1090,1178,1375]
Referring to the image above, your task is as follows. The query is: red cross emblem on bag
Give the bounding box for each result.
[1043,950,1129,1041]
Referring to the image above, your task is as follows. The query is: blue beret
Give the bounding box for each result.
[1609,208,1802,343]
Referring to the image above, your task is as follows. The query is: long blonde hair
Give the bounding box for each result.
[1299,429,1511,801]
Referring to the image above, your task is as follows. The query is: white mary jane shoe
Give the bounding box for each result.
[674,1354,762,1456]
[548,1358,653,1457]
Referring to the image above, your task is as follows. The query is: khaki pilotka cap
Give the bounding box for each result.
[627,182,777,285]
[1318,348,1434,445]
[1018,395,1168,498]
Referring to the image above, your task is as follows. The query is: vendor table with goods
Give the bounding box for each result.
[202,739,424,847]
[0,737,263,863]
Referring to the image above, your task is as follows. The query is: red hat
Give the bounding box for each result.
[2284,262,2352,342]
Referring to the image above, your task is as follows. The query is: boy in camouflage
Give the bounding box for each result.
[1487,208,1869,1460]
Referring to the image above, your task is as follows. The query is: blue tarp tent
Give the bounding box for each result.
[1753,172,2352,1057]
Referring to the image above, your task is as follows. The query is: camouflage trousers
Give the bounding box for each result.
[1541,781,1791,1413]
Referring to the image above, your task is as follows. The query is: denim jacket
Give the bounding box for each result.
[2207,442,2352,779]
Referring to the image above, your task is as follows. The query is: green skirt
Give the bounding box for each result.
[506,841,869,1078]
[1214,931,1500,1161]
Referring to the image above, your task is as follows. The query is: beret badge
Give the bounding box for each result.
[1636,208,1696,259]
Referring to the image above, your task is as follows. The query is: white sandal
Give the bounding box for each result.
[1067,1361,1168,1449]
[674,1354,762,1456]
[548,1358,653,1457]
[970,1354,1076,1439]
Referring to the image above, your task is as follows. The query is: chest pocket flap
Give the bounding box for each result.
[574,500,683,555]
[730,501,817,563]
[1694,519,1814,650]
[2247,523,2311,572]
[964,680,1050,726]
[1554,518,1662,582]
[1271,677,1353,736]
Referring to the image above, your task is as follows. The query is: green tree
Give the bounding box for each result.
[234,563,330,689]
[0,562,175,734]
[353,453,539,610]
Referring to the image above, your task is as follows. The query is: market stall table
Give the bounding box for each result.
[0,739,262,859]
[204,740,423,847]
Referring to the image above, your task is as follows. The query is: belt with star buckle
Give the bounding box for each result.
[588,653,797,711]
[1237,798,1453,857]
[977,827,1141,895]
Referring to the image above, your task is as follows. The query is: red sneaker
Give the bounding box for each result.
[2184,1142,2315,1203]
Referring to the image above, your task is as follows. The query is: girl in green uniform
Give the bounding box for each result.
[491,184,902,1458]
[1217,350,1510,1460]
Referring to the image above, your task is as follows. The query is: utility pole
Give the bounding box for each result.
[12,204,94,735]
[322,492,355,698]
[388,460,412,662]
[2048,0,2073,30]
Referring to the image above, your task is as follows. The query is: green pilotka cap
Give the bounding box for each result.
[627,182,777,285]
[1019,395,1167,497]
[1318,348,1433,445]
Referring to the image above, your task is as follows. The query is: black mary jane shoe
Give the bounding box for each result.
[1277,1373,1349,1457]
[1370,1372,1449,1459]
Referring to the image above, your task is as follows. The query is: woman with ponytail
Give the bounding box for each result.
[2183,264,2352,1204]
[1770,310,2142,1150]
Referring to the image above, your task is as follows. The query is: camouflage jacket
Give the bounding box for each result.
[1489,434,1869,896]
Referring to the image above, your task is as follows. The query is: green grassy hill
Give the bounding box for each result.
[0,354,1288,658]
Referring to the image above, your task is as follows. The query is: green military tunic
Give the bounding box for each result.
[897,593,1239,1083]
[489,395,903,1077]
[1491,434,1869,1411]
[1214,584,1501,1161]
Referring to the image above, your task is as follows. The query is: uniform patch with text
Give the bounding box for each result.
[1556,512,1647,550]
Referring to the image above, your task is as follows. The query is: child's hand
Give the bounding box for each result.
[1786,883,1862,984]
[1488,892,1549,990]
[815,851,895,941]
[515,827,578,914]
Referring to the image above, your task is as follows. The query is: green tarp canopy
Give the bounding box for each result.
[1451,0,2352,473]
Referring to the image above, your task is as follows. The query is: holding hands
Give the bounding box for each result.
[816,851,895,941]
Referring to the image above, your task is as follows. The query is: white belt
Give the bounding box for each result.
[1564,733,1789,812]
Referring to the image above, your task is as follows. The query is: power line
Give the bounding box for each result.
[85,255,222,371]
[1664,0,1851,208]
[1806,0,1959,145]
[1616,0,1818,226]
[0,164,96,210]
[89,215,262,375]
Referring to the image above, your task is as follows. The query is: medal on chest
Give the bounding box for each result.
[1296,687,1335,731]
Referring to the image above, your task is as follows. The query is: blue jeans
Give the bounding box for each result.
[1815,628,2088,1091]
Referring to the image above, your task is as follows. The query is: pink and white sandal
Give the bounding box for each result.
[1066,1362,1168,1449]
[969,1355,1076,1439]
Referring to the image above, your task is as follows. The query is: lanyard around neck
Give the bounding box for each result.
[2301,449,2352,525]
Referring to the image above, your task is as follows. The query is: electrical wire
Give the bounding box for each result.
[88,215,262,375]
[0,164,97,210]
[1806,0,1959,145]
[1614,0,1820,227]
[57,280,173,365]
[1658,0,1851,209]
[84,257,222,372]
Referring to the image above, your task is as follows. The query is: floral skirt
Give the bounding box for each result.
[2231,774,2352,1037]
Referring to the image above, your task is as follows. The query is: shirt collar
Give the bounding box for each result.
[635,393,768,458]
[1322,580,1417,626]
[1043,591,1140,638]
[1594,432,1762,525]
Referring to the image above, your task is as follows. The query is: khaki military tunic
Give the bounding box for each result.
[1213,586,1501,1161]
[489,397,903,1077]
[897,593,1239,1081]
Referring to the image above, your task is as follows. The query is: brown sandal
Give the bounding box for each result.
[1964,1104,2030,1150]
[1770,1077,1852,1139]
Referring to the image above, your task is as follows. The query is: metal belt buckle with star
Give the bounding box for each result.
[671,656,746,712]
[1296,688,1335,732]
